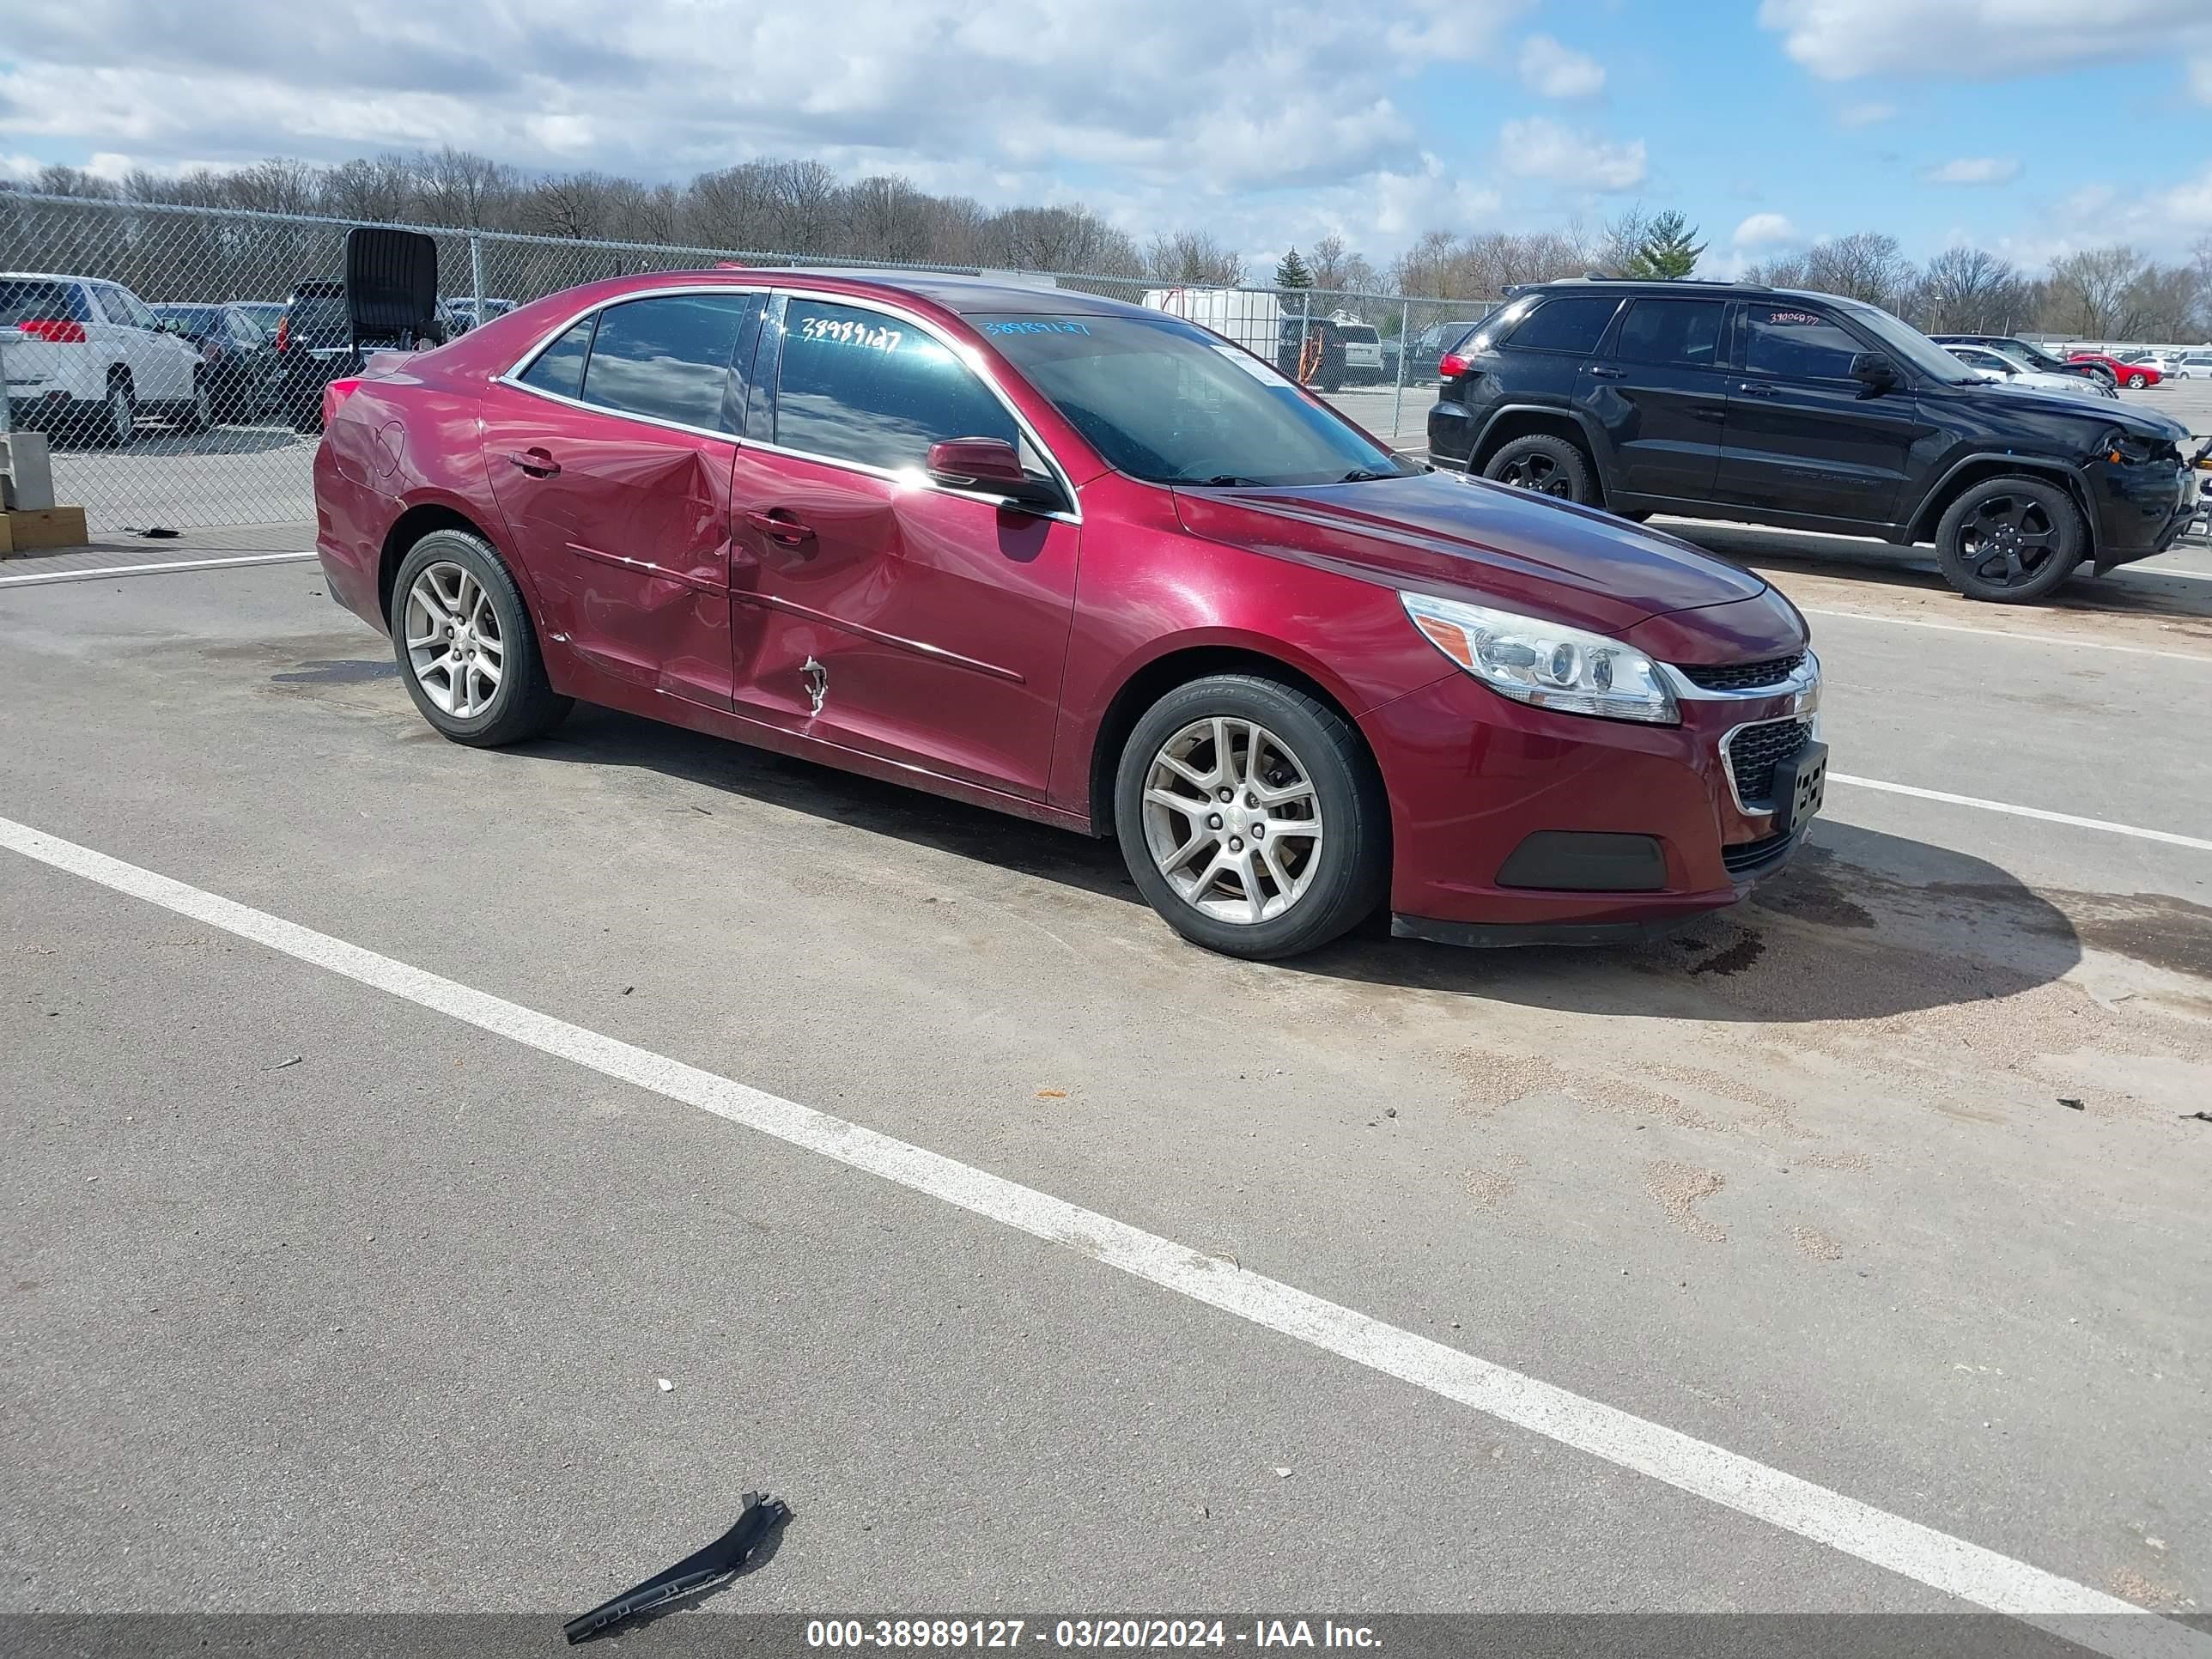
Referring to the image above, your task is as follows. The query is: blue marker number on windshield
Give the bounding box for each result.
[981,319,1092,337]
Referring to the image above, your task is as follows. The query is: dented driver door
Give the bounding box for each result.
[481,290,763,710]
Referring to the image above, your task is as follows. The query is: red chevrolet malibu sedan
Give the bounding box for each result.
[312,270,1824,960]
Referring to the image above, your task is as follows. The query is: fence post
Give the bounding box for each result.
[470,232,488,333]
[1391,299,1410,449]
[1298,291,1311,380]
[0,331,13,438]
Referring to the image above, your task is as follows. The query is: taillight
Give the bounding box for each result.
[13,318,88,343]
[275,315,289,351]
[320,377,363,427]
[1437,350,1471,379]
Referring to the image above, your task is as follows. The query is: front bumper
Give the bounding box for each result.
[2089,453,2198,568]
[1369,654,1819,941]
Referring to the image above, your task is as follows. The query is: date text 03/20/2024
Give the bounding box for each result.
[805,1620,1382,1650]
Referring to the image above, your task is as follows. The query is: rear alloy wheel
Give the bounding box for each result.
[1482,434,1595,505]
[392,529,571,747]
[2125,373,2149,389]
[1115,674,1387,960]
[1934,475,2086,604]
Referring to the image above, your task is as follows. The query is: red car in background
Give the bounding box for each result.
[2069,352,2161,388]
[311,270,1820,961]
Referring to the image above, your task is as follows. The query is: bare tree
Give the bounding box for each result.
[1146,229,1245,285]
[2042,246,2146,335]
[221,158,322,215]
[986,204,1140,275]
[1914,246,2027,333]
[321,154,415,223]
[1800,232,1915,308]
[414,147,516,228]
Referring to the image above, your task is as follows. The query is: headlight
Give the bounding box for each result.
[2105,431,2160,465]
[1400,592,1679,725]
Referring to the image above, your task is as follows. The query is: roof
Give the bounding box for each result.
[715,265,1156,319]
[0,271,96,283]
[1510,276,1777,295]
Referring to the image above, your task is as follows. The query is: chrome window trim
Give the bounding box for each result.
[1660,648,1820,702]
[494,284,765,446]
[490,280,1083,526]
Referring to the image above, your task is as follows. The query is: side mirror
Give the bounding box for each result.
[926,438,1062,510]
[1850,351,1897,393]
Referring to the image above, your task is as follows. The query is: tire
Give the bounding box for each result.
[97,377,136,448]
[1114,673,1389,960]
[1934,475,2087,604]
[2125,373,2149,389]
[390,529,572,747]
[180,375,214,433]
[1481,433,1595,504]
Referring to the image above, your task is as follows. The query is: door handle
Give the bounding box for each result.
[1735,381,1776,397]
[505,447,560,477]
[1589,365,1626,379]
[744,508,816,548]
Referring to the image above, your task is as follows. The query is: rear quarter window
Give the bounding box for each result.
[1502,295,1621,355]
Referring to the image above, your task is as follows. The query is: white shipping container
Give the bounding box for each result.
[1141,287,1285,359]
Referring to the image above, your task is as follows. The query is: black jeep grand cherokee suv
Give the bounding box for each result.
[1426,279,2201,602]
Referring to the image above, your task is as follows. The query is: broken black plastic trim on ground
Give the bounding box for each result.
[563,1492,792,1645]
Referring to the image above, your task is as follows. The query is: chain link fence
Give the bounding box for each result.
[1,192,1498,534]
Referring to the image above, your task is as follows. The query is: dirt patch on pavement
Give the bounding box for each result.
[1645,1162,1728,1242]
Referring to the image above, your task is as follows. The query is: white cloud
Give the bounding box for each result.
[0,0,1528,211]
[1836,100,1895,127]
[1733,212,1797,247]
[1919,156,2021,185]
[1759,0,2211,82]
[1517,34,1606,99]
[1497,117,1646,191]
[2191,53,2212,102]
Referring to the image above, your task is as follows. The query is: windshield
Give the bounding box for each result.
[976,313,1413,487]
[1830,299,1978,385]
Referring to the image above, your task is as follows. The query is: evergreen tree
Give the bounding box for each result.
[1274,246,1314,290]
[1624,211,1705,280]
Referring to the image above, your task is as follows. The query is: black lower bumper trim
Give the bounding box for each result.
[1391,913,1695,949]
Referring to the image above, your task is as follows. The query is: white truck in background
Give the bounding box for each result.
[1142,287,1285,360]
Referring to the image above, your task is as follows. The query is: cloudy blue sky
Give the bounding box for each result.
[3,0,2209,272]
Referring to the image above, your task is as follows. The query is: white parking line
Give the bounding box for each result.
[1801,607,2212,665]
[0,551,317,588]
[1831,775,2212,853]
[1,812,2200,1659]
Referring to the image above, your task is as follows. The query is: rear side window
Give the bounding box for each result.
[578,294,755,431]
[1613,298,1724,368]
[774,298,1017,472]
[1502,295,1620,355]
[1743,305,1861,380]
[520,316,595,400]
[0,280,91,324]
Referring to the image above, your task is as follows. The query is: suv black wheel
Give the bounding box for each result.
[1934,476,2086,604]
[1482,434,1595,504]
[1114,674,1389,961]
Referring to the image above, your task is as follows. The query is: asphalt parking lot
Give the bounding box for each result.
[3,400,2210,1652]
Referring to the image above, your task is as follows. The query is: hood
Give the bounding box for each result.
[1964,380,2190,441]
[1170,469,1768,636]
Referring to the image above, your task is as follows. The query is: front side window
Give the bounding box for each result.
[99,285,161,331]
[1503,295,1620,355]
[577,293,755,432]
[1613,298,1725,368]
[1741,305,1862,380]
[775,298,1018,472]
[975,311,1413,488]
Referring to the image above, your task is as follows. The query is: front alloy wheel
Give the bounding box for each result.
[404,561,506,719]
[1141,716,1325,926]
[1114,673,1388,960]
